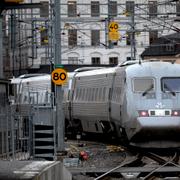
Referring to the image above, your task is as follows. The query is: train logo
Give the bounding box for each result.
[155,102,165,109]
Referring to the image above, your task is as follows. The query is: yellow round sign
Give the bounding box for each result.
[51,68,68,85]
[109,31,120,41]
[109,22,119,32]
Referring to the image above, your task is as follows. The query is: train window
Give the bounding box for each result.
[97,88,102,101]
[87,88,90,101]
[78,88,80,100]
[133,78,155,92]
[84,88,87,101]
[95,88,98,101]
[90,88,93,101]
[102,87,106,101]
[83,88,86,101]
[74,89,76,101]
[161,77,180,92]
[88,88,91,101]
[97,88,100,101]
[74,88,79,101]
[79,88,82,101]
[81,88,84,101]
[92,88,94,101]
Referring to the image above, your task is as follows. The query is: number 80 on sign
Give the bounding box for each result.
[51,68,68,85]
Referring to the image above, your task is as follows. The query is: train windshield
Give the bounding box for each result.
[133,78,155,93]
[161,77,180,93]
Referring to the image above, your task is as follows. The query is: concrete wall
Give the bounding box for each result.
[37,161,72,180]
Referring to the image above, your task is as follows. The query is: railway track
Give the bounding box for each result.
[66,138,180,179]
[92,146,180,179]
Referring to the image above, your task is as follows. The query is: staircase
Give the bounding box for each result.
[34,125,55,161]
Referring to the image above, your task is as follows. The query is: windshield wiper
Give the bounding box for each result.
[163,83,176,96]
[142,84,154,96]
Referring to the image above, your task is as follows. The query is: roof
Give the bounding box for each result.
[126,61,180,77]
[141,33,180,57]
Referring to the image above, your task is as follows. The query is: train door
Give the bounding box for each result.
[111,70,126,123]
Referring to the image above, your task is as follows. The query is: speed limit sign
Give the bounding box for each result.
[51,68,68,85]
[109,22,119,32]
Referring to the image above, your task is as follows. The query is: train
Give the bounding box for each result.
[11,61,180,148]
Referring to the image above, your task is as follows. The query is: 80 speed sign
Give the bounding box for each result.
[51,68,68,85]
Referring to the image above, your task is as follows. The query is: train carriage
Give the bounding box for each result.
[11,61,180,148]
[67,61,180,148]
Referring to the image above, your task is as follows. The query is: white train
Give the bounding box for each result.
[11,61,180,148]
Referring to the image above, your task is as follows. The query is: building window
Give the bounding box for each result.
[68,1,76,17]
[149,31,158,44]
[149,1,157,18]
[109,57,118,65]
[126,1,134,16]
[109,40,118,46]
[68,29,77,46]
[126,32,131,45]
[91,30,100,46]
[68,57,78,64]
[40,1,49,17]
[165,44,175,52]
[91,1,100,17]
[109,1,117,18]
[127,57,131,61]
[40,28,48,46]
[92,57,100,65]
[177,1,180,16]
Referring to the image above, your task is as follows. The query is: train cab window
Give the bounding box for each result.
[133,78,155,93]
[161,77,180,93]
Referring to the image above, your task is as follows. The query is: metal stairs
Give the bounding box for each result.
[33,125,55,161]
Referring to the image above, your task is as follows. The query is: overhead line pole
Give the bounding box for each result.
[0,12,4,78]
[130,10,136,60]
[54,0,65,153]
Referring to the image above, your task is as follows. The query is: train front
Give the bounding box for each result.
[125,62,180,148]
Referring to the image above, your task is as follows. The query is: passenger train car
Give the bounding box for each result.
[64,61,180,148]
[11,61,180,148]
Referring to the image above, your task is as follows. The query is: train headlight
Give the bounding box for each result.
[172,110,180,116]
[138,110,149,117]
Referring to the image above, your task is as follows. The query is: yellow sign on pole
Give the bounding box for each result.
[5,0,24,3]
[51,68,68,85]
[109,31,120,41]
[109,22,119,32]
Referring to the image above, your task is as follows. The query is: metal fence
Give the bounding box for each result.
[0,78,56,161]
[0,104,33,160]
